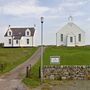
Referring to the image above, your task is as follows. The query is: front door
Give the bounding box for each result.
[66,35,75,47]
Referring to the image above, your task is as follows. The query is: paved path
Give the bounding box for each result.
[0,47,43,90]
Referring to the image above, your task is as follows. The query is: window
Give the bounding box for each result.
[70,37,73,42]
[9,39,11,44]
[9,31,11,36]
[61,34,63,41]
[27,31,29,36]
[16,40,18,44]
[78,34,81,42]
[27,39,29,44]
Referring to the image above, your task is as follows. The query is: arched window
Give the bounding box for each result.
[27,31,29,36]
[9,31,11,36]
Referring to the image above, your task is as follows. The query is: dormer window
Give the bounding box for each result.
[9,31,11,36]
[25,29,31,36]
[27,31,29,36]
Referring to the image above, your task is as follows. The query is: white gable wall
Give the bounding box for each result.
[4,37,13,47]
[57,23,85,47]
[66,34,75,47]
[20,36,33,47]
[13,39,20,47]
[7,29,12,36]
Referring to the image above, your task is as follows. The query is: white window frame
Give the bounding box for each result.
[27,39,29,44]
[9,39,11,44]
[78,34,81,42]
[9,31,11,36]
[61,34,63,42]
[70,37,73,42]
[25,29,31,36]
[16,40,18,44]
[8,30,12,36]
[27,31,29,36]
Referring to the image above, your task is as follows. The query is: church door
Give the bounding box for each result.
[66,35,75,47]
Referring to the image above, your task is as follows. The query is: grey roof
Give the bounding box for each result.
[4,27,35,39]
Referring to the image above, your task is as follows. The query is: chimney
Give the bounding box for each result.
[8,25,11,30]
[34,24,36,30]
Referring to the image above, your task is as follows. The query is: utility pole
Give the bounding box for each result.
[40,17,44,83]
[56,33,57,46]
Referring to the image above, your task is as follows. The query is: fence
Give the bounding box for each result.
[0,64,6,72]
[43,65,90,80]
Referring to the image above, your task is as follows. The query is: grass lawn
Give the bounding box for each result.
[23,61,41,88]
[44,46,90,65]
[23,46,90,88]
[0,47,37,74]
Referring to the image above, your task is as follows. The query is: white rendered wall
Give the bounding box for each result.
[20,36,33,47]
[4,37,12,47]
[57,23,85,47]
[66,35,75,47]
[4,36,33,47]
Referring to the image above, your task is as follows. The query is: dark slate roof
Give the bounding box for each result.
[4,27,35,39]
[14,36,21,39]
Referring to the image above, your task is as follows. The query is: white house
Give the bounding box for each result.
[4,25,35,47]
[56,16,85,47]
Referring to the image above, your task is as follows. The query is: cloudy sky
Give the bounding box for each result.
[0,0,90,45]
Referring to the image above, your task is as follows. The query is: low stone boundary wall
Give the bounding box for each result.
[43,65,90,80]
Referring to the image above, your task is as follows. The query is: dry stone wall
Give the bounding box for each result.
[43,65,90,80]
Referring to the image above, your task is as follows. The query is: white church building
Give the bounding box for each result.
[56,16,85,47]
[4,25,35,47]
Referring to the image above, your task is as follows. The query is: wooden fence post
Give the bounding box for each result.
[26,66,29,78]
[29,64,31,77]
[39,66,41,78]
[1,64,4,72]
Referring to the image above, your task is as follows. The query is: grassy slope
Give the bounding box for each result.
[0,47,37,74]
[44,46,90,65]
[23,46,90,88]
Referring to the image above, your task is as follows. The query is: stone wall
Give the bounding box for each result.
[43,65,90,80]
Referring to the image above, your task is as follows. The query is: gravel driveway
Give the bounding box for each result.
[0,47,42,90]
